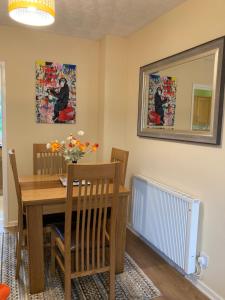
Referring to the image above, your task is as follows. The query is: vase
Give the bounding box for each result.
[72,160,77,164]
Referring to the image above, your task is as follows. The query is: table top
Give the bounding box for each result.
[20,174,130,206]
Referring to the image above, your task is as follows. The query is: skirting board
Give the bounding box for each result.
[186,277,224,300]
[127,224,224,300]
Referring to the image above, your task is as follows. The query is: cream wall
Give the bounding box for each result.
[101,0,225,298]
[98,35,128,159]
[0,25,100,222]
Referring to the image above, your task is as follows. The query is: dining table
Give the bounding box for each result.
[19,174,130,294]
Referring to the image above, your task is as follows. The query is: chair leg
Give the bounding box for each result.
[64,252,71,300]
[109,217,116,300]
[64,276,71,300]
[16,231,23,279]
[109,268,115,300]
[51,229,56,275]
[15,233,18,259]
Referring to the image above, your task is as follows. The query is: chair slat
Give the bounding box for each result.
[102,178,109,267]
[75,182,82,273]
[86,182,93,271]
[81,182,88,272]
[33,144,66,175]
[92,179,99,270]
[96,179,104,268]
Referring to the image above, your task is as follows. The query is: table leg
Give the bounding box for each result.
[26,205,44,294]
[115,195,128,273]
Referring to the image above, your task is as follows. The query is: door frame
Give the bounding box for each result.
[0,62,8,226]
[190,83,212,131]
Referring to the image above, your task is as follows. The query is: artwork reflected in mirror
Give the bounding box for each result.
[148,75,176,128]
[138,37,225,144]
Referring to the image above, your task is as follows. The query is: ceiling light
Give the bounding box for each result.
[8,0,55,26]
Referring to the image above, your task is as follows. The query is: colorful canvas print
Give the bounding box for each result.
[35,61,76,124]
[148,74,176,127]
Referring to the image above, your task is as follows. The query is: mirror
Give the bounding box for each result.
[137,37,225,144]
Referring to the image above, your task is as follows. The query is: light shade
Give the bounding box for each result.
[8,0,55,26]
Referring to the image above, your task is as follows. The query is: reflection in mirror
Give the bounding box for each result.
[138,37,225,144]
[191,84,212,131]
[146,53,215,132]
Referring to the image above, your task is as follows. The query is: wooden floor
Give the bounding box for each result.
[126,229,209,300]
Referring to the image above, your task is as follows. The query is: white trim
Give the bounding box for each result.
[5,220,17,227]
[0,62,8,227]
[187,276,224,300]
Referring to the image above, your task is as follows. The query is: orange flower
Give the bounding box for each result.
[91,143,99,152]
[51,142,60,152]
[79,144,86,152]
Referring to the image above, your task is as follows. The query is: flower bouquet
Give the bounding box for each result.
[47,130,99,163]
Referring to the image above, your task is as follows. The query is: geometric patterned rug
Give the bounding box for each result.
[0,232,161,299]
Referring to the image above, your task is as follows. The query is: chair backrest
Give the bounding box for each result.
[65,162,120,275]
[8,149,23,228]
[33,143,66,175]
[111,147,129,185]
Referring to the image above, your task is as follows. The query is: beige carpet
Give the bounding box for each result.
[0,232,161,299]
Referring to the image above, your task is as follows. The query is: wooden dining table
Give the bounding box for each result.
[19,174,130,294]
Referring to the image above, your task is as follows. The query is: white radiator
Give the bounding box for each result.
[131,175,200,274]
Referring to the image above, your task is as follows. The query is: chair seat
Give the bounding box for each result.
[52,219,109,252]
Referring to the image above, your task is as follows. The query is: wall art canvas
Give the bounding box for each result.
[148,74,176,127]
[35,61,76,124]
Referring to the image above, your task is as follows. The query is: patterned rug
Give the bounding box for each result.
[0,232,161,299]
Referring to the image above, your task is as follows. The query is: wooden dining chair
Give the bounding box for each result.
[33,143,66,175]
[111,148,129,186]
[8,149,64,279]
[51,162,120,300]
[8,149,24,279]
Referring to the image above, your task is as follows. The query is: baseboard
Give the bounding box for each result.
[187,277,224,300]
[127,224,224,300]
[5,220,17,227]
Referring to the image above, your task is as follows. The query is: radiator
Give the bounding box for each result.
[131,175,200,274]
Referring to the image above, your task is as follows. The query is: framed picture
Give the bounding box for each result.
[137,37,225,144]
[35,61,76,124]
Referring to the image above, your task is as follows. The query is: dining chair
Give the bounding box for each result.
[50,162,120,300]
[111,147,129,186]
[33,143,66,175]
[8,149,24,279]
[8,149,64,279]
